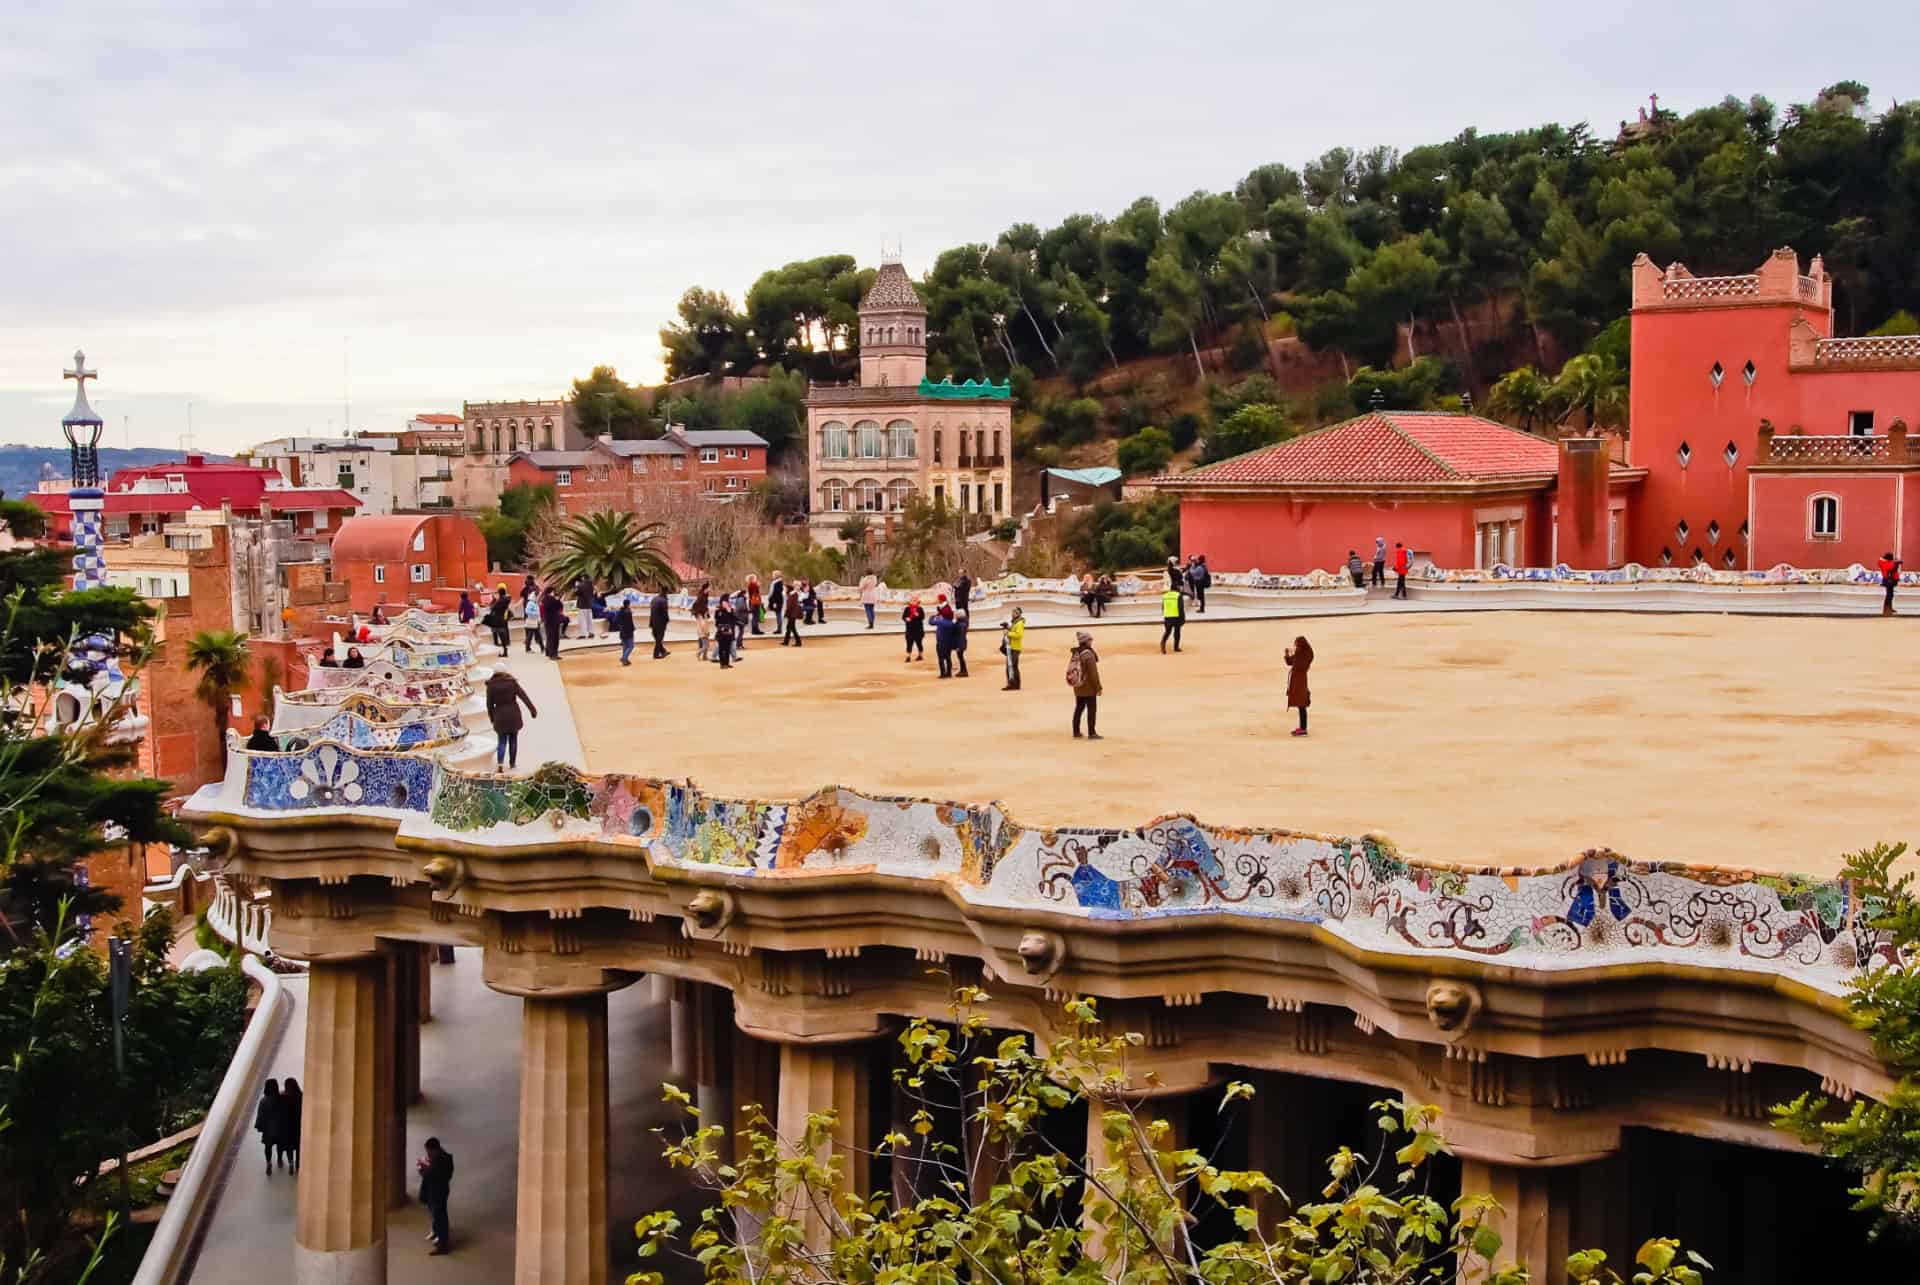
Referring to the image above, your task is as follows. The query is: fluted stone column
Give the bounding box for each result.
[516,992,612,1285]
[669,978,695,1087]
[1457,1158,1570,1282]
[776,1042,874,1248]
[393,944,422,1105]
[296,953,393,1285]
[416,942,434,1024]
[690,983,734,1142]
[1242,1070,1341,1230]
[378,949,406,1208]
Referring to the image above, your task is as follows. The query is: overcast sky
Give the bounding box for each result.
[2,0,1912,455]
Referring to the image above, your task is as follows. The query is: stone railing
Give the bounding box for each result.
[270,688,465,736]
[206,876,275,956]
[1414,560,1919,588]
[1813,334,1920,368]
[302,658,474,700]
[1760,433,1895,464]
[187,753,1889,994]
[1662,273,1759,301]
[239,703,466,754]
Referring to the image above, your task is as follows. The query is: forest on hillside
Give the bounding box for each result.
[653,81,1918,397]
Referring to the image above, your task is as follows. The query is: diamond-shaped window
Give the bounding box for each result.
[1676,441,1692,468]
[1675,519,1690,542]
[1660,547,1673,566]
[1693,547,1706,565]
[1707,520,1721,545]
[1739,519,1750,540]
[1743,360,1757,386]
[1722,548,1737,568]
[1710,362,1725,389]
[1724,441,1739,467]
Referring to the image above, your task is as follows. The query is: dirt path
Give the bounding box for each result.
[562,612,1920,877]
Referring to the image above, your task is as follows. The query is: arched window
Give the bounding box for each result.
[1810,494,1840,539]
[886,479,914,511]
[854,420,883,459]
[822,479,846,512]
[887,419,916,458]
[886,326,896,344]
[820,422,850,460]
[931,426,943,464]
[855,479,882,512]
[542,417,556,449]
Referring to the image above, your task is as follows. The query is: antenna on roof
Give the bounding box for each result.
[1368,388,1386,411]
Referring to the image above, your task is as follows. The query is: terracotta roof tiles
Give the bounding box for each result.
[1164,412,1558,487]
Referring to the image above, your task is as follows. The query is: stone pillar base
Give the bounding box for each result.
[293,1241,386,1285]
[516,992,610,1285]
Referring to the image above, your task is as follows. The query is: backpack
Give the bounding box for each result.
[1064,653,1085,688]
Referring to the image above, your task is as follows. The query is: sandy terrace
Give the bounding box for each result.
[559,612,1920,878]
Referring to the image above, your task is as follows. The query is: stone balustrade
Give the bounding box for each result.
[1812,334,1920,368]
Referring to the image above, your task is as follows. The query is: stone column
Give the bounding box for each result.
[417,943,434,1024]
[1083,1091,1189,1260]
[1242,1070,1342,1229]
[392,944,423,1106]
[690,983,734,1142]
[776,1041,875,1248]
[1457,1158,1571,1282]
[515,991,612,1285]
[296,953,392,1285]
[378,949,406,1208]
[669,978,695,1087]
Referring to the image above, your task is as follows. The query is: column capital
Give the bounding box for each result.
[481,910,641,998]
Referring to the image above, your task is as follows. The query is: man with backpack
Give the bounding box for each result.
[1066,631,1102,740]
[1187,555,1211,613]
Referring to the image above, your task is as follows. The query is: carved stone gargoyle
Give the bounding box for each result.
[682,887,737,937]
[1424,979,1483,1042]
[1015,929,1067,982]
[421,854,465,895]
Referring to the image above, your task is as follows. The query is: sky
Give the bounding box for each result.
[3,0,1914,456]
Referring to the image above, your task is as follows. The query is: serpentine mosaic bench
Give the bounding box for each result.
[190,747,1889,997]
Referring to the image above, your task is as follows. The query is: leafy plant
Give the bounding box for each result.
[633,990,1709,1285]
[183,629,250,741]
[541,511,681,592]
[1117,426,1175,477]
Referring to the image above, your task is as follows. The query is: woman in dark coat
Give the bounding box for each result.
[1285,636,1313,737]
[255,1078,285,1175]
[280,1078,303,1172]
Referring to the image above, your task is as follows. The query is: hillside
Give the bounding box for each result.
[0,445,234,500]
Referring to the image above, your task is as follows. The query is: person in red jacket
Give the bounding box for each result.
[1880,552,1903,616]
[1391,542,1412,600]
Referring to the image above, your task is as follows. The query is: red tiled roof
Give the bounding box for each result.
[29,485,360,516]
[412,414,464,425]
[1164,412,1559,487]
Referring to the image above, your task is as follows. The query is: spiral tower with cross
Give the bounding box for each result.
[62,350,107,589]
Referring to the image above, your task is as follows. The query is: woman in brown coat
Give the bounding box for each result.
[1285,635,1313,737]
[1068,631,1102,740]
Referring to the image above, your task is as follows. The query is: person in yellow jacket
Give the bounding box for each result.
[1160,584,1186,654]
[1000,607,1026,690]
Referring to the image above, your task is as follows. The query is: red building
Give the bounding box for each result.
[506,428,769,516]
[330,512,491,614]
[30,454,360,543]
[1161,411,1641,573]
[1628,249,1920,569]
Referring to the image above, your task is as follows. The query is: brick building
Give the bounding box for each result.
[453,398,589,509]
[329,512,491,614]
[505,428,768,516]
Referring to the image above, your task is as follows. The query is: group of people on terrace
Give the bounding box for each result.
[1344,537,1413,600]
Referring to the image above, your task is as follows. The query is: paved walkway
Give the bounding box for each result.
[190,953,692,1284]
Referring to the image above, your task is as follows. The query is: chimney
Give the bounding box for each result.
[187,453,205,467]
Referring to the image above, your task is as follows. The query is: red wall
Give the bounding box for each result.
[1180,494,1551,575]
[336,514,490,613]
[1749,473,1918,569]
[1630,298,1920,568]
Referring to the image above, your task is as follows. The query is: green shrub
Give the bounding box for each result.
[1166,412,1202,452]
[1062,496,1181,572]
[1115,426,1174,477]
[1204,402,1294,462]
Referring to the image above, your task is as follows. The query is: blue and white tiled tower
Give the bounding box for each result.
[62,350,107,589]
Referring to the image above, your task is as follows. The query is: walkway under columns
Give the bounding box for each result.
[190,950,690,1285]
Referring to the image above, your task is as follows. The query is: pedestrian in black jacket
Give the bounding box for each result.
[612,601,636,666]
[714,598,737,670]
[254,1079,286,1176]
[649,590,670,658]
[417,1137,455,1254]
[279,1078,303,1173]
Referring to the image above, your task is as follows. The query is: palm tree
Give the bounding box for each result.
[184,629,251,741]
[541,510,681,591]
[1487,365,1553,434]
[1550,354,1628,432]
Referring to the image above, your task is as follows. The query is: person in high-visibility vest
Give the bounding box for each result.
[1000,607,1026,690]
[1160,584,1186,653]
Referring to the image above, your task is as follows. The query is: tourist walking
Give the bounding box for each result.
[611,599,636,665]
[692,584,713,661]
[730,588,750,659]
[1371,536,1387,588]
[901,597,926,661]
[521,592,540,653]
[486,661,538,769]
[746,575,764,635]
[1880,551,1903,616]
[1160,581,1186,653]
[859,574,879,628]
[954,606,971,677]
[1000,607,1025,690]
[768,572,786,626]
[541,589,565,659]
[1391,542,1411,599]
[417,1137,454,1255]
[1067,631,1101,740]
[1285,635,1314,737]
[457,591,475,626]
[782,583,803,646]
[481,586,510,653]
[1345,550,1366,589]
[649,589,670,658]
[255,1078,286,1176]
[953,569,973,622]
[933,600,959,678]
[279,1078,302,1173]
[1188,555,1211,613]
[714,595,738,669]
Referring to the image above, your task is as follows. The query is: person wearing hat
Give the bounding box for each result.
[901,596,926,662]
[485,659,538,770]
[1066,631,1102,740]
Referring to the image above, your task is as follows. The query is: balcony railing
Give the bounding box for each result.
[1757,426,1912,465]
[955,454,1006,470]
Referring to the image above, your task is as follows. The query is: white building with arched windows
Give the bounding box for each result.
[451,397,589,509]
[805,258,1014,545]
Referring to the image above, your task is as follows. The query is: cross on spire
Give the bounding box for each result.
[63,348,103,427]
[65,349,96,391]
